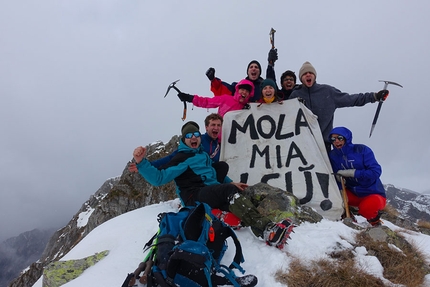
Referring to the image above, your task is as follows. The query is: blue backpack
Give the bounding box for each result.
[143,202,255,287]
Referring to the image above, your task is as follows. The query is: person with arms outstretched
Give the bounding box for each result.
[289,61,389,152]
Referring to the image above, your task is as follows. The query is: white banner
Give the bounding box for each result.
[220,99,343,220]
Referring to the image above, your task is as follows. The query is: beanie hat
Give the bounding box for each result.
[246,60,262,78]
[280,70,297,84]
[261,78,277,92]
[299,61,317,82]
[181,121,200,139]
[237,83,253,93]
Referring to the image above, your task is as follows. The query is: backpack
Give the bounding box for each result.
[142,202,255,287]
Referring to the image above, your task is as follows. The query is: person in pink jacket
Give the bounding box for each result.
[177,79,254,117]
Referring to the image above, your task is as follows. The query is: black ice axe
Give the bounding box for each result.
[369,80,403,137]
[269,28,276,66]
[164,79,187,121]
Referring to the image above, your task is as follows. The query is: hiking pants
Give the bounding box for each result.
[346,189,386,221]
[198,183,271,238]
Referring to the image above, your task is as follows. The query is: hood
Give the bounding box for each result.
[329,126,353,154]
[329,126,353,144]
[234,78,254,105]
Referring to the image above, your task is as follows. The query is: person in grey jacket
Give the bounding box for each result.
[289,61,389,153]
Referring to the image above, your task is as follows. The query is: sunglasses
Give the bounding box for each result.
[184,131,201,139]
[330,136,345,142]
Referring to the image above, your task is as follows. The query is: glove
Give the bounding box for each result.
[336,169,356,178]
[177,92,194,103]
[374,89,389,101]
[268,48,278,64]
[206,67,215,81]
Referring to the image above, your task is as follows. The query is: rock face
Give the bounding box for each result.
[385,184,430,223]
[42,250,109,287]
[7,135,430,287]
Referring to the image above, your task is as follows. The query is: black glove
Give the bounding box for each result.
[206,67,215,81]
[268,48,278,64]
[374,89,389,101]
[177,92,194,103]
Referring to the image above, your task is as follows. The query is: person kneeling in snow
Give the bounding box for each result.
[129,121,293,249]
[329,126,386,226]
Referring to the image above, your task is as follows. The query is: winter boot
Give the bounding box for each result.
[368,210,383,227]
[235,274,258,287]
[341,209,357,223]
[228,193,272,238]
[263,218,295,249]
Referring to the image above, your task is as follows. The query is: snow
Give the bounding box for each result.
[76,205,95,228]
[32,199,430,287]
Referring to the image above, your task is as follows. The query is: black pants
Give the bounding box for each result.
[212,161,229,183]
[198,183,239,211]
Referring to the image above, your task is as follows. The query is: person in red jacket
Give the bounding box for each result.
[205,60,264,102]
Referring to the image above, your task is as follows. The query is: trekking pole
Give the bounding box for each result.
[369,80,403,137]
[164,79,187,121]
[340,176,350,218]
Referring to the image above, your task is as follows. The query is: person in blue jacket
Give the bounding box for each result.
[151,113,226,181]
[152,113,223,165]
[290,61,390,153]
[329,126,386,226]
[128,121,293,248]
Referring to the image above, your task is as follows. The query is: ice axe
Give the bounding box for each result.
[269,28,276,65]
[164,79,187,121]
[269,27,276,49]
[369,80,403,137]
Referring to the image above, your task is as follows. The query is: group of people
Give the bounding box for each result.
[130,48,388,257]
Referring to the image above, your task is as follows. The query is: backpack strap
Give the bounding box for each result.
[215,264,241,287]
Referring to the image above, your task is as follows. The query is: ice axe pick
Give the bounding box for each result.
[164,79,187,121]
[369,80,403,137]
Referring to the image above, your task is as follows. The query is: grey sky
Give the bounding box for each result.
[1,0,429,241]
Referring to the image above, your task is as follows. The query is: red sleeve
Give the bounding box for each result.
[211,78,233,96]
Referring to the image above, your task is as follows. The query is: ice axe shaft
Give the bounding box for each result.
[340,176,350,218]
[164,79,187,121]
[369,80,403,137]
